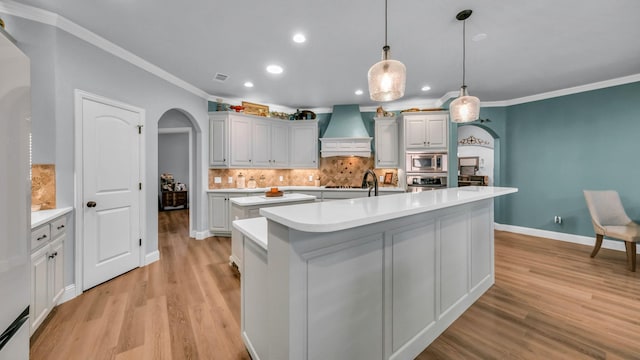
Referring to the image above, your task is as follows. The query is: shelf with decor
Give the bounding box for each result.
[160,173,188,210]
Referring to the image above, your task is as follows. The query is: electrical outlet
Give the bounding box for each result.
[214,177,221,184]
[279,176,283,182]
[554,216,562,224]
[308,175,313,181]
[228,176,233,184]
[379,175,384,183]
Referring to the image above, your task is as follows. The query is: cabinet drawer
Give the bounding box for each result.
[31,224,51,251]
[50,217,67,238]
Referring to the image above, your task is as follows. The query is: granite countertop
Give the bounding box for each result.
[230,193,316,206]
[259,186,518,233]
[31,207,73,228]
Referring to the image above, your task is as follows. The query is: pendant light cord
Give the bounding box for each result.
[384,0,388,47]
[462,18,466,87]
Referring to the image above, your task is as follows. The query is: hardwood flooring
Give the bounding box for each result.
[31,210,640,359]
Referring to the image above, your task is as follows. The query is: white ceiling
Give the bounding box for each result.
[15,0,640,109]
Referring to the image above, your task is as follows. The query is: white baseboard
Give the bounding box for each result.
[59,284,77,304]
[494,223,638,254]
[145,250,160,265]
[192,230,211,240]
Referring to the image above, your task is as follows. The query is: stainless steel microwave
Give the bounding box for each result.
[406,152,447,173]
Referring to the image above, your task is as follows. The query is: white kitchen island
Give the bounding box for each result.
[230,193,316,271]
[235,186,517,360]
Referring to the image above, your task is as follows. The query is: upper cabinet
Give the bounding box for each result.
[374,117,399,168]
[209,116,228,167]
[402,113,448,150]
[289,122,318,168]
[209,112,317,169]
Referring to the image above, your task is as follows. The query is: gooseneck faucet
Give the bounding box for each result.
[361,169,379,197]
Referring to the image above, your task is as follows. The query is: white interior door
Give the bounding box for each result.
[81,95,142,290]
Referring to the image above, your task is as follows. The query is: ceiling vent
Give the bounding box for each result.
[213,73,229,82]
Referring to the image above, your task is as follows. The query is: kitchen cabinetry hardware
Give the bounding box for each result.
[37,234,47,241]
[86,201,96,208]
[57,224,64,230]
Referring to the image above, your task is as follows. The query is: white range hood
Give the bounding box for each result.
[320,105,372,158]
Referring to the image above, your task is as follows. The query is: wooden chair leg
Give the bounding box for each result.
[590,234,603,258]
[625,242,636,272]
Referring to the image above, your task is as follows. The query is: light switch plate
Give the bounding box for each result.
[214,177,221,184]
[228,176,233,183]
[379,175,384,183]
[279,176,283,182]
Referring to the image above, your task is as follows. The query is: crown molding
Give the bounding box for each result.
[2,1,639,112]
[481,73,640,108]
[0,0,209,99]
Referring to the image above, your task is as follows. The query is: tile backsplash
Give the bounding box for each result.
[208,156,398,189]
[32,164,56,210]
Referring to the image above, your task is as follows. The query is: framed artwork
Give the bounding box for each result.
[242,101,269,117]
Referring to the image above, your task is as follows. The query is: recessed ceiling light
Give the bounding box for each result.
[293,33,306,43]
[244,81,254,88]
[266,64,283,74]
[421,85,431,91]
[355,89,364,95]
[472,33,487,42]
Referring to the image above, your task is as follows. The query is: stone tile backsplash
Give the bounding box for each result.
[32,164,56,210]
[208,156,398,189]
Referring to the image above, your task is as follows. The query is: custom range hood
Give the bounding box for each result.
[320,104,373,157]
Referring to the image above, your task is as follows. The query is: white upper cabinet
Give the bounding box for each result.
[374,117,398,168]
[289,122,318,168]
[209,116,228,167]
[403,113,448,150]
[209,112,317,169]
[230,115,253,167]
[270,121,289,167]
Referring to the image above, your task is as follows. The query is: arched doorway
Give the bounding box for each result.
[157,109,199,236]
[457,124,501,187]
[457,125,495,184]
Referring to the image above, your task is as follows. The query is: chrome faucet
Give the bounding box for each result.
[361,169,379,197]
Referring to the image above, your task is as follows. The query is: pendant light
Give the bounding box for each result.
[450,9,480,123]
[367,0,406,102]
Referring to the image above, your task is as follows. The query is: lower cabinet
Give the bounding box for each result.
[208,193,245,236]
[30,215,66,335]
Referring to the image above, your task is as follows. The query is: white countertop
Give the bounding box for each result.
[207,186,404,193]
[230,193,316,206]
[31,207,73,228]
[260,186,518,233]
[233,217,268,251]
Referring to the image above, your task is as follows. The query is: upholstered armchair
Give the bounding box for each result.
[584,190,640,271]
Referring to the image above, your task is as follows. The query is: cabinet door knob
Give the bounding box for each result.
[87,201,97,208]
[37,234,47,241]
[48,253,55,259]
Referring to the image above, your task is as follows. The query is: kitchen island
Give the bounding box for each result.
[229,193,316,270]
[235,186,517,360]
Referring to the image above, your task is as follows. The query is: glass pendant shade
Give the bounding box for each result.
[450,86,480,123]
[368,47,406,102]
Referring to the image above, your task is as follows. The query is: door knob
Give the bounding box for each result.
[87,201,97,208]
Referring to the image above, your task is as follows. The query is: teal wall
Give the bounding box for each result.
[500,81,640,236]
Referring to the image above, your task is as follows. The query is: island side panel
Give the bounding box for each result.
[266,198,496,360]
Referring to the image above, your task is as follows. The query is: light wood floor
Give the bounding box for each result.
[31,209,640,359]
